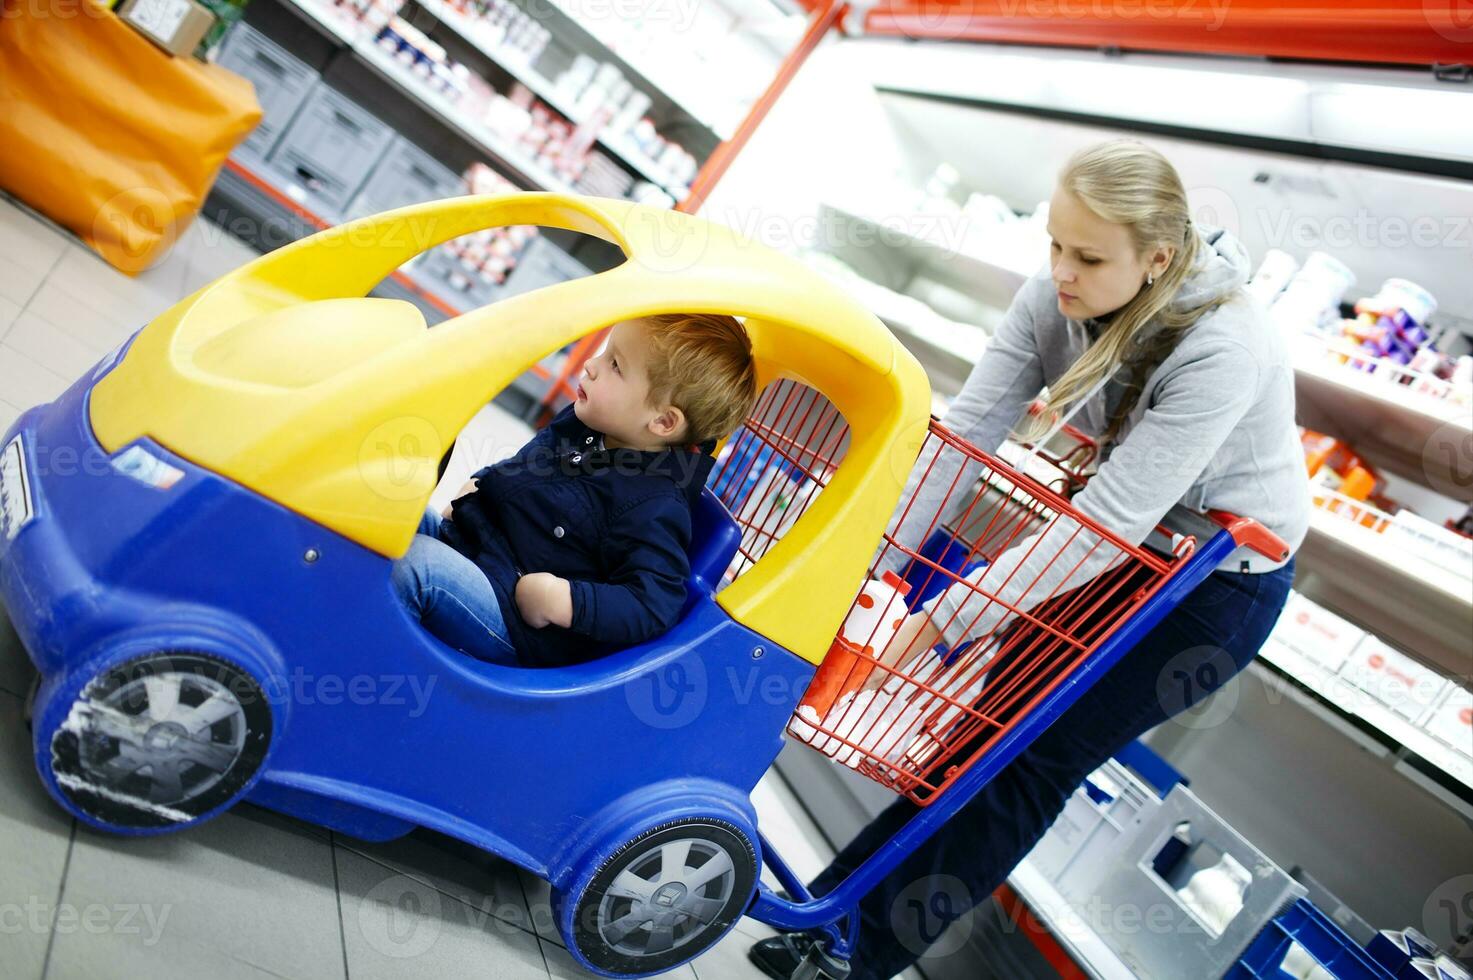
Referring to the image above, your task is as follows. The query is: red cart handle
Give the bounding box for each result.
[1205,510,1291,561]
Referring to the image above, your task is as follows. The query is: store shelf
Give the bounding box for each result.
[277,0,577,195]
[535,0,731,141]
[1290,332,1473,502]
[1294,505,1473,681]
[412,0,690,197]
[1257,639,1473,795]
[816,201,1038,312]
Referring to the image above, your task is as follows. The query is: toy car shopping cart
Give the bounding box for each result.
[709,380,1290,978]
[0,189,1287,980]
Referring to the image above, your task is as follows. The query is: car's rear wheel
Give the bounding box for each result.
[562,818,758,977]
[39,651,272,832]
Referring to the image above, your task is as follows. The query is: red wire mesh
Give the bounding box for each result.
[710,386,1198,807]
[709,380,848,584]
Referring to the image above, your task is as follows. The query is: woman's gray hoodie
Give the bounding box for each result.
[890,224,1310,647]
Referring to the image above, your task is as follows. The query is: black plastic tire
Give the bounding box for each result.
[568,818,758,976]
[45,651,272,831]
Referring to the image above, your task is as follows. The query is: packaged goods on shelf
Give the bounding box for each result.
[574,151,635,199]
[1339,635,1447,723]
[1272,591,1366,673]
[375,17,471,101]
[1300,428,1473,576]
[118,0,218,56]
[1424,686,1473,757]
[1254,251,1472,409]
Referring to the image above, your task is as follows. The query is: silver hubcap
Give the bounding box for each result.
[597,837,737,958]
[71,672,247,806]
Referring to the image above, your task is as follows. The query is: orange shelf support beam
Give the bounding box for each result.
[810,0,1469,68]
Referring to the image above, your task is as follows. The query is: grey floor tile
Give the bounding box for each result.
[0,343,69,413]
[519,868,562,948]
[24,275,145,356]
[178,223,262,295]
[540,934,699,980]
[690,924,778,980]
[0,294,21,342]
[37,247,181,336]
[3,310,101,384]
[48,804,346,980]
[0,605,36,700]
[0,688,75,980]
[335,846,551,980]
[0,199,69,308]
[0,400,20,434]
[338,828,533,936]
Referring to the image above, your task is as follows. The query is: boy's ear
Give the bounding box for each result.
[648,405,688,442]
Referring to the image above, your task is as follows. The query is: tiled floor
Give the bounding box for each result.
[0,194,838,980]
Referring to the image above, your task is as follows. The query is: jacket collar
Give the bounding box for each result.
[548,405,717,497]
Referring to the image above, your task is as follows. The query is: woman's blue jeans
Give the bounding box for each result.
[391,508,519,665]
[805,559,1295,980]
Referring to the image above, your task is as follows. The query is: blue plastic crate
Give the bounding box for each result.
[1229,899,1395,980]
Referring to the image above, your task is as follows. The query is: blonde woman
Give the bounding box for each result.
[751,139,1310,980]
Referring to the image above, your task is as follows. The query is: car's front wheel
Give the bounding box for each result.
[36,650,273,832]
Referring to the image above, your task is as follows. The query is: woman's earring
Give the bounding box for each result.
[1146,274,1155,286]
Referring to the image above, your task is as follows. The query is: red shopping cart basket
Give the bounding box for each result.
[711,384,1201,806]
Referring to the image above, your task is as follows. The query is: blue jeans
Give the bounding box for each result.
[805,559,1296,980]
[392,507,519,665]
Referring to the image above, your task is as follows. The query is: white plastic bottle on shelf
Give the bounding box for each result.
[1270,251,1356,333]
[1245,248,1299,306]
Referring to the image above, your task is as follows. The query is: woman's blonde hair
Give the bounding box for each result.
[1035,139,1236,442]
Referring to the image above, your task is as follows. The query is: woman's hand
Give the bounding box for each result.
[515,572,573,629]
[860,611,943,694]
[441,477,479,519]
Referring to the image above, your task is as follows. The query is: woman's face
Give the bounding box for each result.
[1047,187,1169,321]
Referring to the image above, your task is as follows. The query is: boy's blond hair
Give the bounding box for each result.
[641,313,757,445]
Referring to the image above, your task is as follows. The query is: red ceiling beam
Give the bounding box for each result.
[799,0,1470,67]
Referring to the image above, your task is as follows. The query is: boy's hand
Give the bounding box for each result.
[515,572,573,629]
[441,477,479,519]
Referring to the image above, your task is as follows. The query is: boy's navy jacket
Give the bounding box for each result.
[442,405,717,667]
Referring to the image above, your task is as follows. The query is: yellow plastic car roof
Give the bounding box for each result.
[90,194,931,664]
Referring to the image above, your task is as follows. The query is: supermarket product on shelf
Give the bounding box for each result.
[1272,591,1365,673]
[1301,429,1386,513]
[117,0,218,56]
[441,0,551,65]
[548,50,697,189]
[410,161,538,303]
[1425,686,1473,757]
[1265,251,1356,331]
[337,0,404,37]
[376,17,471,100]
[1339,635,1446,723]
[1383,509,1473,578]
[1301,428,1473,576]
[1266,591,1468,746]
[1259,250,1473,408]
[1244,248,1299,306]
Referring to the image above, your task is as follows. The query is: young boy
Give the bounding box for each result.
[392,313,757,667]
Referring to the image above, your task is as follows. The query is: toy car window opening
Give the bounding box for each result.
[708,379,848,586]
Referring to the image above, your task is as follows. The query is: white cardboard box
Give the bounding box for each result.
[1271,591,1365,673]
[1338,635,1447,723]
[1424,686,1473,757]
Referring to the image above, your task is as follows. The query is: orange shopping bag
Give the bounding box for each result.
[0,0,262,273]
